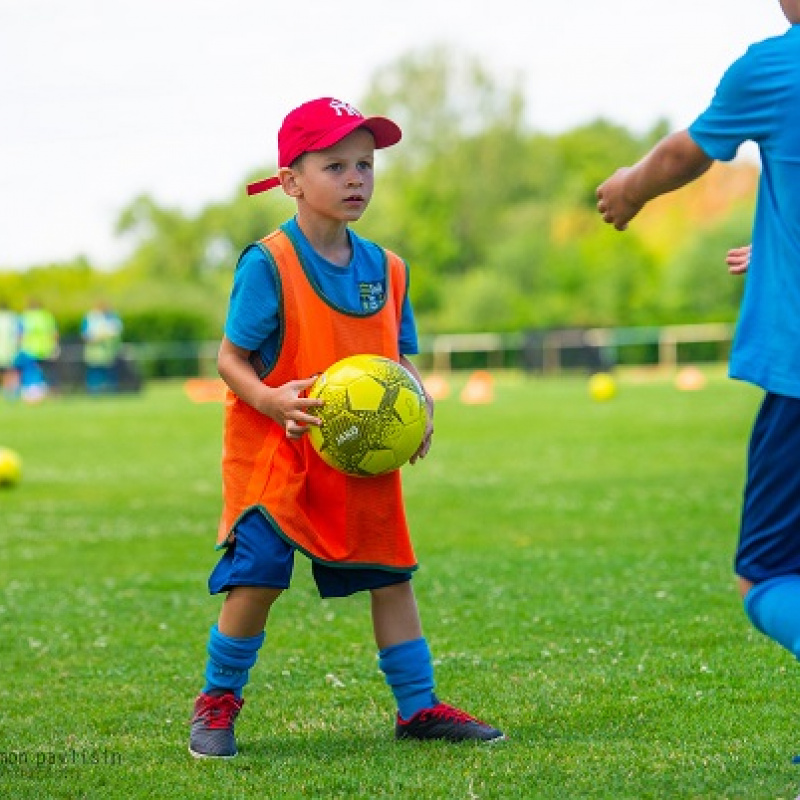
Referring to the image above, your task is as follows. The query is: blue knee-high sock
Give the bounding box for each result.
[744,576,800,659]
[203,624,265,698]
[378,637,436,721]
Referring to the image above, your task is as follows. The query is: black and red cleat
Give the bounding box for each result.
[396,700,504,743]
[189,692,244,759]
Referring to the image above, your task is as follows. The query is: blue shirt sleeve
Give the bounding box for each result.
[689,42,784,161]
[399,290,419,356]
[224,245,280,351]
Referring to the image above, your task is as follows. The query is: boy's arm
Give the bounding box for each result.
[596,130,713,231]
[217,335,322,437]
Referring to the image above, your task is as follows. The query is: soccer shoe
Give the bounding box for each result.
[395,700,504,743]
[188,692,244,759]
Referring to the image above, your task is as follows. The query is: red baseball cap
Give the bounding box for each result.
[246,97,402,195]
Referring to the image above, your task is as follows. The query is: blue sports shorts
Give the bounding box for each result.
[736,392,800,583]
[208,510,412,599]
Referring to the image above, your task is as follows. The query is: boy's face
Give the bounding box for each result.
[779,0,800,24]
[282,129,376,223]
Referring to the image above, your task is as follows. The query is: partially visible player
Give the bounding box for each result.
[597,2,800,702]
[188,97,503,759]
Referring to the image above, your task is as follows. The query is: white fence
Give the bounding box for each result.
[420,323,734,373]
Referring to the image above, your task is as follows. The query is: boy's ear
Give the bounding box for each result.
[279,167,303,198]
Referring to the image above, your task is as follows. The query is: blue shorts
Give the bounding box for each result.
[209,511,413,599]
[736,392,800,583]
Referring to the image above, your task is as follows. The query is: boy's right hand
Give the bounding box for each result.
[266,376,324,439]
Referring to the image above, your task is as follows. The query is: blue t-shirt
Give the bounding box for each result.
[689,25,800,398]
[224,218,419,369]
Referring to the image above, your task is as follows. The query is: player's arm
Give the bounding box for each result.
[217,335,322,437]
[400,354,434,463]
[596,130,713,230]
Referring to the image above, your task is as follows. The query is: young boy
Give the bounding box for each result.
[596,4,800,699]
[189,97,504,758]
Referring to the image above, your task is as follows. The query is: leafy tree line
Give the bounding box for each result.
[0,46,757,341]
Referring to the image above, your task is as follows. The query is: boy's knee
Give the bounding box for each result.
[224,585,284,614]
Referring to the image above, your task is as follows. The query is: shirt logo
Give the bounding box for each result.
[330,99,362,118]
[359,281,385,312]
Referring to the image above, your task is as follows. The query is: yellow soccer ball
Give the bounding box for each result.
[588,372,617,402]
[0,447,22,488]
[308,354,428,477]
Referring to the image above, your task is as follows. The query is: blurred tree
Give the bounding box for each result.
[115,180,293,283]
[553,119,663,207]
[116,196,200,280]
[362,44,524,163]
[0,47,761,339]
[662,203,753,322]
[360,45,533,318]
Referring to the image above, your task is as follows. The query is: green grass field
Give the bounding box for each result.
[1,370,799,799]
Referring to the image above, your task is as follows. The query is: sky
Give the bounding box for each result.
[0,0,788,269]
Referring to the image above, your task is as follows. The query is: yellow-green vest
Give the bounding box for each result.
[20,309,58,360]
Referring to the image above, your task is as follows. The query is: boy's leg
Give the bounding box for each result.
[201,511,294,692]
[736,393,800,660]
[205,586,283,695]
[743,576,800,660]
[372,581,432,718]
[371,581,504,742]
[370,578,423,650]
[191,511,295,759]
[219,586,282,639]
[190,587,281,759]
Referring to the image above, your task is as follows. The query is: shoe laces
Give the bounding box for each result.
[195,694,242,729]
[421,703,480,725]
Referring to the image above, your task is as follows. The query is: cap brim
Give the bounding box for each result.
[360,116,403,149]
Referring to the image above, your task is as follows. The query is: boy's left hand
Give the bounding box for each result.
[409,395,434,464]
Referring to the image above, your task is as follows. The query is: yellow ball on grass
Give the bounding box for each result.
[0,447,22,488]
[588,372,617,402]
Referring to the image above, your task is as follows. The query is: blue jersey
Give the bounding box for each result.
[224,218,419,368]
[689,25,800,399]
